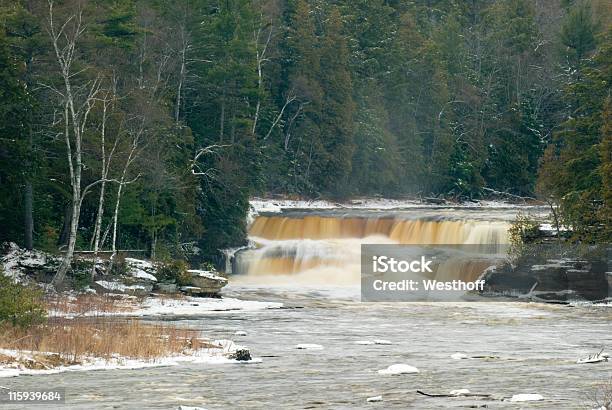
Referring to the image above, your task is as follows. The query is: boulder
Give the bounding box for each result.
[185,269,227,295]
[229,348,252,361]
[180,286,203,296]
[482,256,609,302]
[155,282,178,293]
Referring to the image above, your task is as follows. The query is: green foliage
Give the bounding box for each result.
[508,212,541,260]
[0,273,46,328]
[0,0,610,269]
[71,259,94,290]
[155,259,191,286]
[537,25,612,242]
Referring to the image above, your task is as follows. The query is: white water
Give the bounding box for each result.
[234,210,511,287]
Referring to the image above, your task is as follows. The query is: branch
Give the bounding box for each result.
[264,93,297,140]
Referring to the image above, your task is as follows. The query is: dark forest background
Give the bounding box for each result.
[0,0,610,265]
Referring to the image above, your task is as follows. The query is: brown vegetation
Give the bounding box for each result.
[0,318,214,364]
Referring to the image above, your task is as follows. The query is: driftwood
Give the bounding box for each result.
[482,187,540,203]
[417,390,492,398]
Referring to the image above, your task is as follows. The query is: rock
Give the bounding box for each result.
[125,258,158,282]
[373,339,392,345]
[295,344,323,350]
[481,256,610,302]
[229,348,252,361]
[509,394,543,402]
[180,286,203,296]
[186,269,227,295]
[155,283,178,293]
[377,364,419,375]
[93,280,152,296]
[366,395,383,402]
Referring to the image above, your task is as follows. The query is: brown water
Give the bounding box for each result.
[3,206,610,409]
[237,210,510,280]
[2,287,610,409]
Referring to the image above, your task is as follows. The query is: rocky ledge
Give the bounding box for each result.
[1,242,228,297]
[481,256,611,303]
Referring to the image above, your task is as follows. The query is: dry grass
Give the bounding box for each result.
[45,292,186,317]
[44,293,140,316]
[0,318,214,364]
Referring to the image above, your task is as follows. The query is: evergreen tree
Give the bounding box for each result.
[315,7,354,196]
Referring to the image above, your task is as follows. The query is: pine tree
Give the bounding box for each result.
[315,7,354,196]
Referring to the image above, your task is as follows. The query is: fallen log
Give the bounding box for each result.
[417,390,492,398]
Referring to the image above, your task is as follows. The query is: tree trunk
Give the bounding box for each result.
[24,181,33,250]
[109,181,124,269]
[90,180,106,280]
[54,186,80,287]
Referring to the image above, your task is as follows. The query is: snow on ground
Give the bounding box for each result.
[0,242,52,282]
[94,280,148,293]
[50,295,282,318]
[0,344,261,379]
[250,197,545,214]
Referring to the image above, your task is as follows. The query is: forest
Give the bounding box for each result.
[0,0,610,279]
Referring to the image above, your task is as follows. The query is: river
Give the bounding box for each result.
[1,205,610,409]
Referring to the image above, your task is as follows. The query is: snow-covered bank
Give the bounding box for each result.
[250,197,545,213]
[0,341,260,379]
[50,295,283,318]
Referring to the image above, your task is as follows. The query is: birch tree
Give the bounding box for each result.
[47,1,102,286]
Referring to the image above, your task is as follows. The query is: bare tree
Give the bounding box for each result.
[47,1,103,286]
[89,86,121,280]
[252,16,273,135]
[108,121,142,268]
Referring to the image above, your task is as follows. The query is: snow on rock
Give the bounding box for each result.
[1,242,55,282]
[366,395,383,402]
[186,270,228,294]
[373,339,392,345]
[450,389,470,396]
[187,269,226,281]
[94,280,151,296]
[234,331,248,336]
[178,407,208,410]
[509,394,544,402]
[125,258,158,282]
[354,340,375,345]
[295,344,323,350]
[451,353,469,360]
[377,364,419,375]
[131,269,157,281]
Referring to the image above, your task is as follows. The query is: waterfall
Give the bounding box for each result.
[231,214,509,285]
